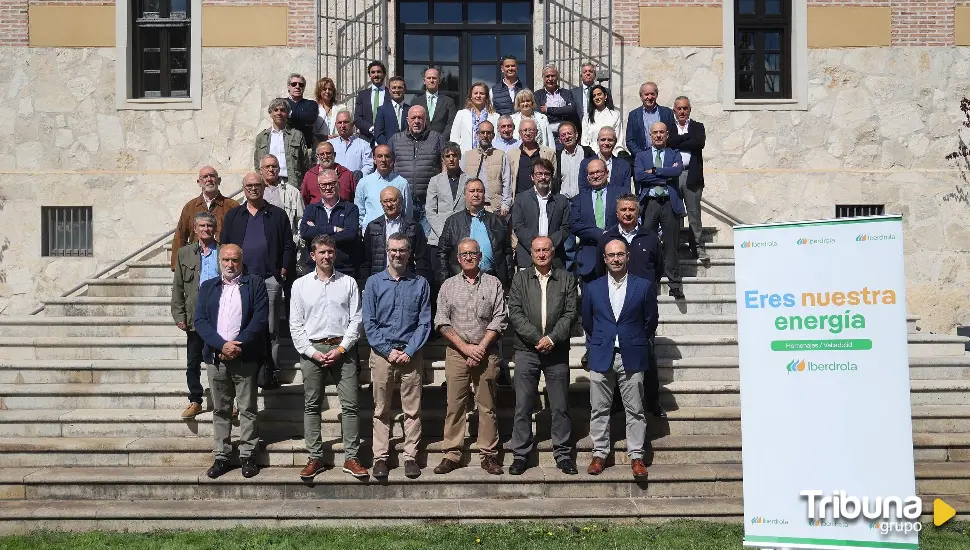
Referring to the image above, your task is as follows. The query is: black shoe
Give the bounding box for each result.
[372,460,389,478]
[206,458,231,479]
[496,368,513,387]
[669,288,685,299]
[650,404,668,418]
[508,459,528,475]
[404,460,421,479]
[697,246,710,262]
[240,457,259,478]
[556,458,579,475]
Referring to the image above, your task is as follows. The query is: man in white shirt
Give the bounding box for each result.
[289,234,367,482]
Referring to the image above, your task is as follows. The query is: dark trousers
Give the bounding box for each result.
[185,329,205,404]
[644,336,661,408]
[679,171,703,250]
[510,350,572,462]
[644,197,683,289]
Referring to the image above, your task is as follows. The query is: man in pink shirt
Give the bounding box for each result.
[193,244,269,479]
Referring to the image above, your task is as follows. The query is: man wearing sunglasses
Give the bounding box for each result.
[285,73,319,150]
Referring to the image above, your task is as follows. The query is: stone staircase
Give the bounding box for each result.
[1,227,969,533]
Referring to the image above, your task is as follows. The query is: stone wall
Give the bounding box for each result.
[0,44,968,334]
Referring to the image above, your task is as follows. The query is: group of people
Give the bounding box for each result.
[169,59,709,482]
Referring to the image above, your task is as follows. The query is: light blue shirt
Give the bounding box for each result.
[647,147,669,197]
[469,210,494,273]
[641,106,661,140]
[362,269,431,359]
[355,170,413,227]
[199,244,219,287]
[494,137,521,153]
[329,136,375,176]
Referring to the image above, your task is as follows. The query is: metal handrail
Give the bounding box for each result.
[701,197,747,227]
[29,188,244,315]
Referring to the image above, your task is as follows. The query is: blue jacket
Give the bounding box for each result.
[578,155,633,193]
[374,101,409,146]
[491,80,525,116]
[219,203,296,281]
[299,200,360,275]
[626,106,677,158]
[194,274,268,365]
[568,186,621,277]
[595,225,663,283]
[581,274,658,374]
[634,148,686,216]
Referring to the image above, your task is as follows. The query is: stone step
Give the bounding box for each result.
[123,262,175,279]
[0,496,745,533]
[83,278,174,298]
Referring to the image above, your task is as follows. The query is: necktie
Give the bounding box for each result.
[584,87,590,116]
[655,148,662,169]
[372,87,379,123]
[395,103,402,129]
[594,189,605,229]
[428,95,436,120]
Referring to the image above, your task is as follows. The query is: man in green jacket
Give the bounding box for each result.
[254,98,309,187]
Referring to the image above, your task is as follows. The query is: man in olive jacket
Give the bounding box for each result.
[254,98,310,186]
[506,236,579,476]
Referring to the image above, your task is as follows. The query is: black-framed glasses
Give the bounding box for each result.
[458,251,481,258]
[289,81,306,88]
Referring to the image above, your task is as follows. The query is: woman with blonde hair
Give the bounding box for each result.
[580,84,626,154]
[313,77,349,143]
[511,89,554,147]
[449,82,499,152]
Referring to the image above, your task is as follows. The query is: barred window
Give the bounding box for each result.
[836,205,885,218]
[42,207,93,257]
[132,0,191,98]
[735,0,791,99]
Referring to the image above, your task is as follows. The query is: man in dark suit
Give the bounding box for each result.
[194,244,268,479]
[360,185,431,281]
[219,173,296,382]
[578,127,633,193]
[534,65,577,141]
[635,122,686,299]
[568,159,620,287]
[626,81,676,158]
[582,238,658,478]
[374,76,409,146]
[300,169,360,277]
[666,95,708,261]
[353,60,388,145]
[570,62,607,124]
[510,158,570,269]
[411,67,457,138]
[285,73,319,151]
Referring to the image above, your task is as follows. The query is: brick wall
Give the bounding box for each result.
[0,0,28,46]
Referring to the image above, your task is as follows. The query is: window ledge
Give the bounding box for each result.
[117,97,201,110]
[723,98,807,111]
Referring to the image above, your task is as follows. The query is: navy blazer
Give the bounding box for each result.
[582,274,658,374]
[568,186,621,277]
[374,101,409,146]
[299,200,360,276]
[595,225,663,283]
[626,106,677,158]
[286,97,319,149]
[533,87,578,128]
[634,148,686,216]
[666,119,706,189]
[578,155,633,193]
[219,204,296,281]
[353,86,390,143]
[194,274,269,365]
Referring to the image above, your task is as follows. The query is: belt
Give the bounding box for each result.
[310,336,342,345]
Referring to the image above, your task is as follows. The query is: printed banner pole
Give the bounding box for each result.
[736,216,918,550]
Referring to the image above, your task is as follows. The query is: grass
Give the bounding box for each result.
[1,521,969,550]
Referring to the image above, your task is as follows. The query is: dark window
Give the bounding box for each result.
[735,0,790,99]
[835,205,885,218]
[42,207,93,257]
[132,0,191,99]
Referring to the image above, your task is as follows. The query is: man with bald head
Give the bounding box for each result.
[626,81,676,158]
[194,243,269,479]
[389,104,444,236]
[171,166,239,270]
[634,121,686,299]
[328,110,374,181]
[507,117,556,196]
[578,126,633,193]
[569,158,621,288]
[355,144,413,227]
[361,186,431,281]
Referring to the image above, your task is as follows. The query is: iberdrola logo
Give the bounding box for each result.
[786,359,806,373]
[796,238,808,245]
[856,234,868,242]
[741,241,752,248]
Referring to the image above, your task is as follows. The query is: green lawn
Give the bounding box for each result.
[1,521,969,550]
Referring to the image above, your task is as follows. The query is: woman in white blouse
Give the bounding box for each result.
[581,84,626,155]
[450,82,499,152]
[312,77,348,144]
[511,90,554,147]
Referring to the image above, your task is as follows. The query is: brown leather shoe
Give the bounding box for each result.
[433,458,461,474]
[342,458,369,479]
[299,458,325,481]
[481,455,503,475]
[181,402,203,420]
[587,456,606,475]
[632,458,649,479]
[231,406,238,418]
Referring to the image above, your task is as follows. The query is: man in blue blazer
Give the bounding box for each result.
[194,244,269,480]
[626,82,676,159]
[581,238,658,478]
[634,122,686,299]
[353,60,389,145]
[568,159,620,287]
[374,76,409,146]
[578,127,633,193]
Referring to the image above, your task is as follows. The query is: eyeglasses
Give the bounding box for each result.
[289,82,306,88]
[316,152,335,158]
[587,170,606,176]
[604,252,627,259]
[261,165,280,170]
[458,251,481,258]
[318,181,338,187]
[243,184,264,190]
[533,171,552,178]
[388,248,410,255]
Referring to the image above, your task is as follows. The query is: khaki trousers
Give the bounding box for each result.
[442,345,499,462]
[370,350,424,462]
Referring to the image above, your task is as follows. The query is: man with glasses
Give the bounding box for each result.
[411,67,458,138]
[285,73,319,150]
[461,121,511,217]
[255,98,309,186]
[353,60,388,145]
[301,141,356,205]
[170,166,239,271]
[569,159,620,289]
[374,76,410,146]
[259,154,305,272]
[507,118,556,196]
[437,178,511,288]
[511,158,569,270]
[579,127,633,193]
[355,144,413,228]
[329,111,375,182]
[301,169,360,277]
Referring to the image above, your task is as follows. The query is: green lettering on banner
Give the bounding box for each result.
[770,339,873,351]
[745,535,917,549]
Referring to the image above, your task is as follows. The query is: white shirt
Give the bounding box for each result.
[289,270,362,357]
[269,128,288,178]
[392,100,405,128]
[559,146,585,199]
[619,224,639,244]
[607,273,628,347]
[676,120,692,166]
[536,268,551,333]
[216,275,242,343]
[598,153,613,176]
[536,190,551,236]
[581,108,626,155]
[385,214,402,239]
[263,184,282,209]
[202,193,216,211]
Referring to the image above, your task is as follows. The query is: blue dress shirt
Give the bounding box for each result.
[362,270,431,359]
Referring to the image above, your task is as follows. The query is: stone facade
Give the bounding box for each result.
[0,44,968,334]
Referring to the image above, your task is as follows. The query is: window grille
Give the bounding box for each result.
[42,207,93,257]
